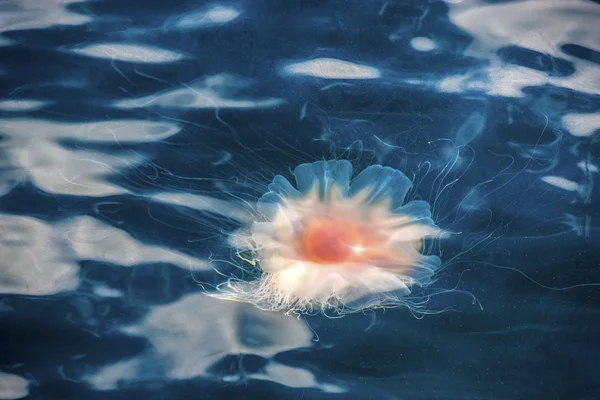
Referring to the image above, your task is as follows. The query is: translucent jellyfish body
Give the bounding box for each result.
[217,160,448,316]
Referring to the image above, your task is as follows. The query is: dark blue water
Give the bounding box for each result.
[1,0,600,399]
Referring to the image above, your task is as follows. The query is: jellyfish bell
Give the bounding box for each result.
[213,159,449,316]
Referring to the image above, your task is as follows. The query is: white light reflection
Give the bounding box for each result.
[0,214,79,296]
[175,5,241,28]
[71,43,184,63]
[0,100,49,111]
[410,37,437,52]
[0,0,90,34]
[541,175,581,192]
[0,372,29,400]
[114,74,283,110]
[442,0,599,97]
[562,112,600,137]
[284,58,381,79]
[0,119,181,196]
[87,293,344,392]
[0,214,210,296]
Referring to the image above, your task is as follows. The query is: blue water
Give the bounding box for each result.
[1,0,599,399]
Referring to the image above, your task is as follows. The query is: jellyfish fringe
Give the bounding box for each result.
[210,160,448,317]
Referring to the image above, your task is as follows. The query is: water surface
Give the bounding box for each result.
[1,1,599,399]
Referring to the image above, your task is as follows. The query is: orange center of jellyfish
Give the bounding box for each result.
[302,218,367,264]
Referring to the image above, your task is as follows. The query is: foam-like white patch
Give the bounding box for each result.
[284,58,381,79]
[71,43,184,63]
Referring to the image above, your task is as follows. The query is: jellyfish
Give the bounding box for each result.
[213,159,448,316]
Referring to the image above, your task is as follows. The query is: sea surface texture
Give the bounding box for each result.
[1,0,599,399]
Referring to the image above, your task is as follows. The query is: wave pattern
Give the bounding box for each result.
[1,0,599,399]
